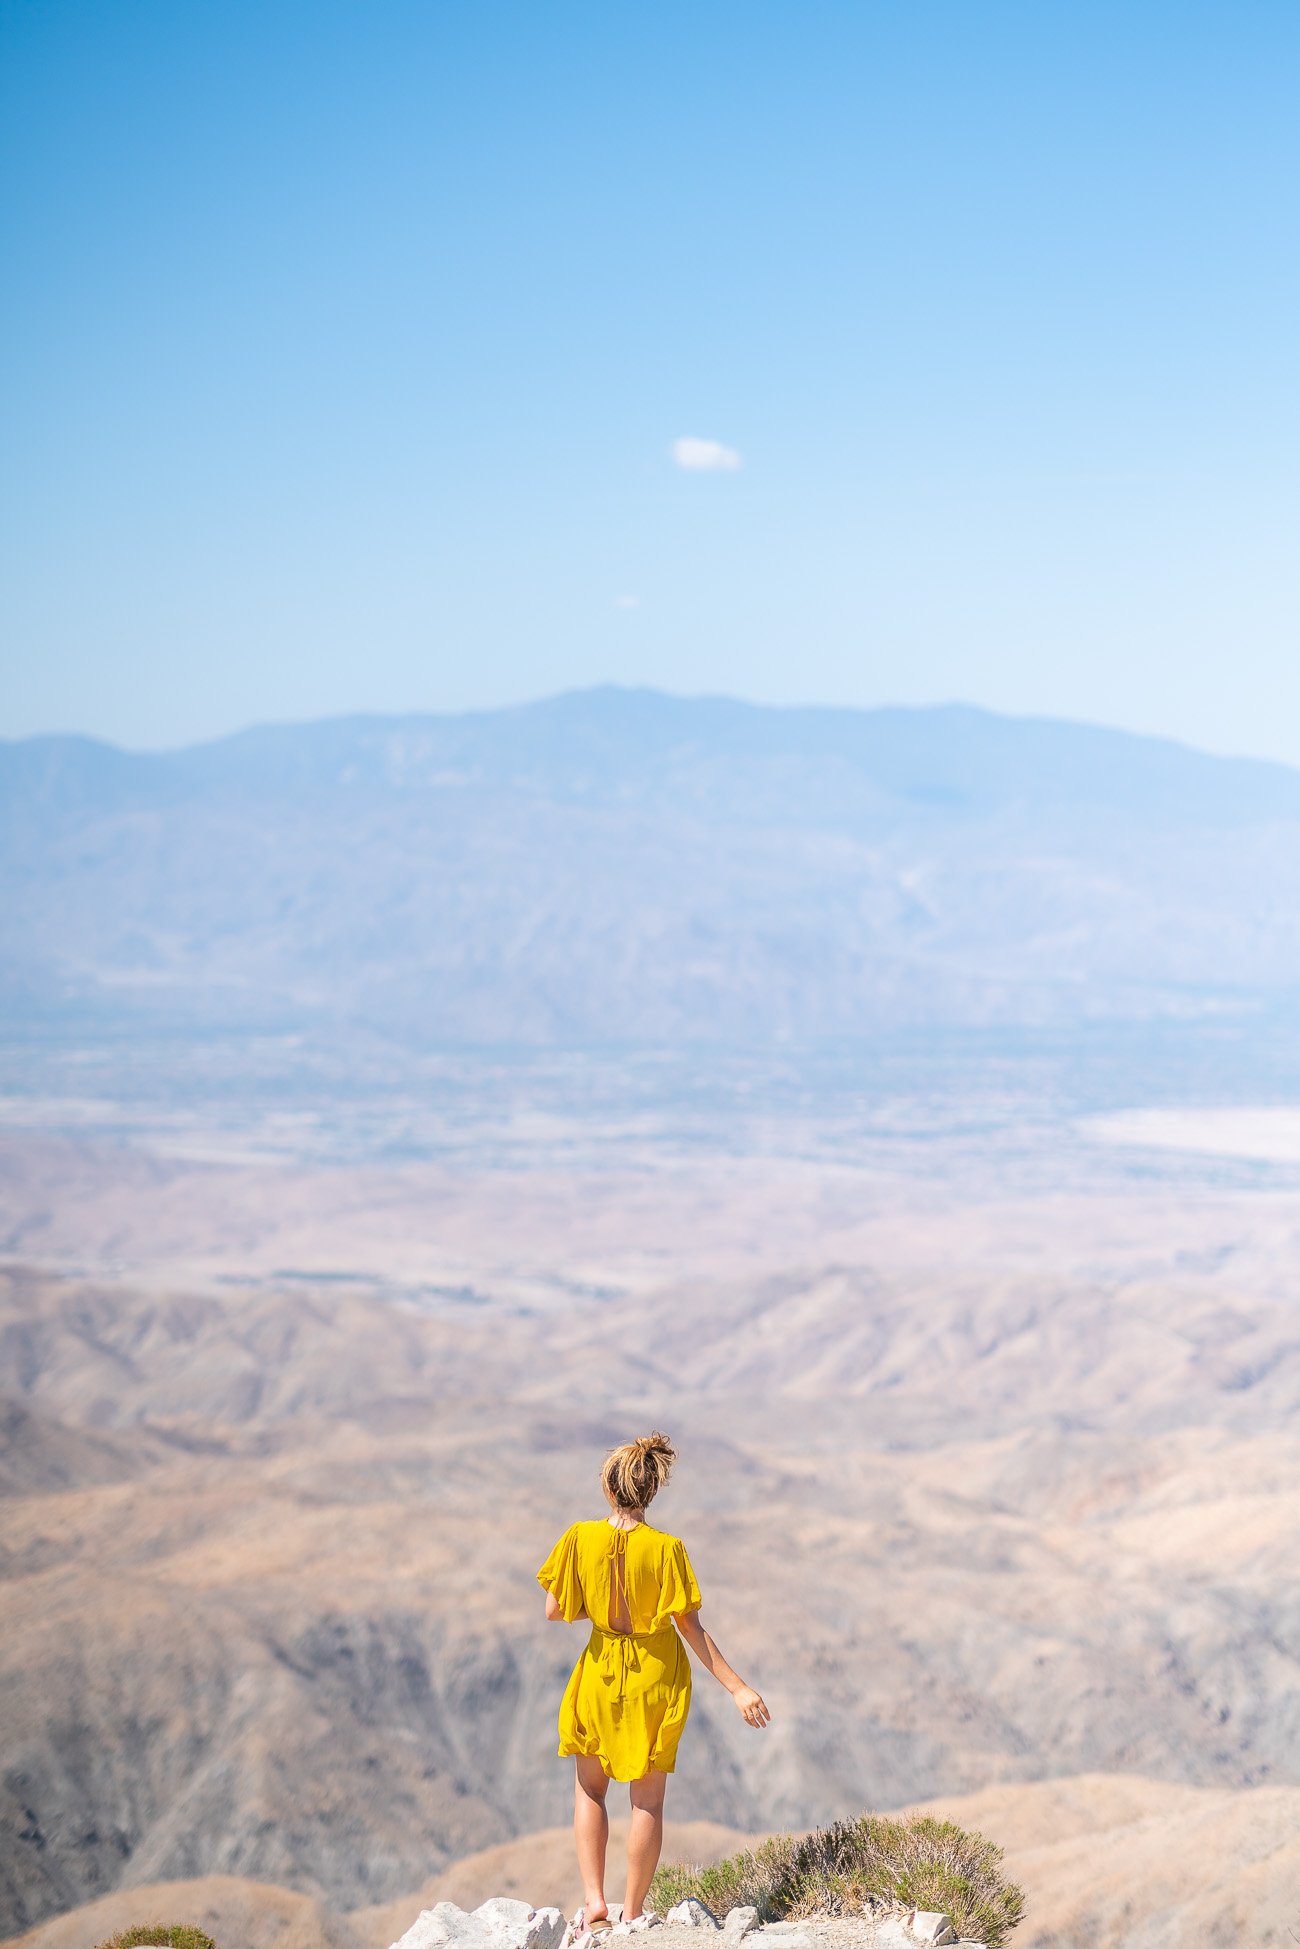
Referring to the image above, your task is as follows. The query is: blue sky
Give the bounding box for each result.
[2,0,1298,758]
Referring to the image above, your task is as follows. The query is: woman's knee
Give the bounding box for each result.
[628,1767,668,1813]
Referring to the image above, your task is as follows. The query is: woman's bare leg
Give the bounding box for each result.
[624,1768,668,1920]
[574,1756,612,1921]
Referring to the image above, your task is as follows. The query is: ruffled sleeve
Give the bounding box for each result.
[652,1535,702,1629]
[537,1521,587,1621]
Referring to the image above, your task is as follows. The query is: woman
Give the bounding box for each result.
[536,1432,770,1938]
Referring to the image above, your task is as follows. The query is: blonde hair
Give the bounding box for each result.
[601,1430,676,1512]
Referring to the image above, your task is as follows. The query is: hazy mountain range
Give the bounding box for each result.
[5,687,1300,1045]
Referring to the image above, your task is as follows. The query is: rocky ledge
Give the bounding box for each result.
[387,1896,988,1949]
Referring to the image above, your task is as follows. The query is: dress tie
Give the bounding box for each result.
[595,1629,643,1686]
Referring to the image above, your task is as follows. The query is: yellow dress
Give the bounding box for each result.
[536,1518,703,1781]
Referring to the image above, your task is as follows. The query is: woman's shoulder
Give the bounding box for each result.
[641,1521,689,1550]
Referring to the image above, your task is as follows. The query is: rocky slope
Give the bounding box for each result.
[2,1092,1298,1945]
[1,1234,1296,1937]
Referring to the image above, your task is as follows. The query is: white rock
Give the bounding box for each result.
[476,1902,566,1949]
[666,1901,720,1929]
[908,1917,957,1947]
[520,1909,568,1949]
[723,1910,759,1939]
[869,1926,917,1949]
[475,1902,538,1932]
[391,1899,568,1949]
[390,1904,487,1949]
[611,1916,663,1936]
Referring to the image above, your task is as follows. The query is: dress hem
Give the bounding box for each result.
[557,1739,680,1780]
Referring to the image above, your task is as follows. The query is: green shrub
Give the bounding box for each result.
[651,1833,803,1921]
[650,1811,1025,1948]
[94,1927,217,1949]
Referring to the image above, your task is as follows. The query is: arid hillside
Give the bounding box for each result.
[2,1119,1297,1945]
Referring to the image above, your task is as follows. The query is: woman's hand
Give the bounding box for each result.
[731,1685,770,1728]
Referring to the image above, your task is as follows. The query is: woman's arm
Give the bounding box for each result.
[673,1610,770,1727]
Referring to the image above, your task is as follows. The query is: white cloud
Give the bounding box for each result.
[672,435,742,472]
[614,594,640,609]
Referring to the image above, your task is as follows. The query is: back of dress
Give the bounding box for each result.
[538,1519,702,1635]
[537,1518,703,1780]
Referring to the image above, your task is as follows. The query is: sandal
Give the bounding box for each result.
[572,1909,615,1939]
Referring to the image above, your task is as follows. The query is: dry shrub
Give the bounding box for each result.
[94,1928,217,1949]
[651,1833,803,1922]
[650,1812,1024,1947]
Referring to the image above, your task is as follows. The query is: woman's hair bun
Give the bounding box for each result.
[602,1430,676,1510]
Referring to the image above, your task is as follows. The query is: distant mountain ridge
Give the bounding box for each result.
[10,687,1300,818]
[4,686,1300,1043]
